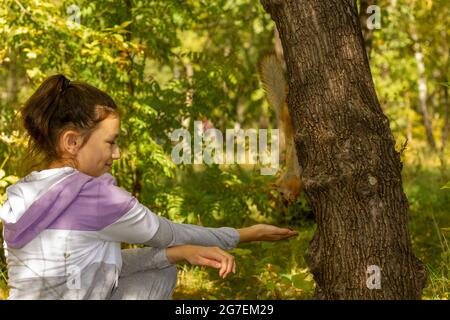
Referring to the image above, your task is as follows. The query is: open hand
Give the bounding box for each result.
[237,224,298,242]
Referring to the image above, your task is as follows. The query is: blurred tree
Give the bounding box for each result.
[370,0,449,154]
[0,0,288,227]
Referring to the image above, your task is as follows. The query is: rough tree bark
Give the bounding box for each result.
[261,0,426,299]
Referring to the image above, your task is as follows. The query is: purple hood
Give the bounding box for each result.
[0,170,136,249]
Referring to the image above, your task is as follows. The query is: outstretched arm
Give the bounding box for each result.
[97,194,298,273]
[96,182,298,248]
[144,216,298,249]
[162,225,298,279]
[144,215,241,250]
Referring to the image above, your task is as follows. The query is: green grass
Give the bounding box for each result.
[173,163,450,299]
[0,254,7,300]
[173,222,316,300]
[403,166,450,299]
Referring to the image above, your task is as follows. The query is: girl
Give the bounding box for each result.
[0,75,298,300]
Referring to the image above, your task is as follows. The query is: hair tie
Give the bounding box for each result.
[60,77,71,95]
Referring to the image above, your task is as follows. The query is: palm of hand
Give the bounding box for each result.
[250,224,298,241]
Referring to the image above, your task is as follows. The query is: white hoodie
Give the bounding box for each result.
[0,167,240,299]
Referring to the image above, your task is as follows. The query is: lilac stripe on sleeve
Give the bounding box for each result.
[4,172,137,249]
[4,172,92,248]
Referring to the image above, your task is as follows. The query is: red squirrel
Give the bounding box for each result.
[258,53,301,203]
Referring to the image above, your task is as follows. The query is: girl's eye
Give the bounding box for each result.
[108,141,116,145]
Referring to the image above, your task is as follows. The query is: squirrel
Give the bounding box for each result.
[258,52,302,203]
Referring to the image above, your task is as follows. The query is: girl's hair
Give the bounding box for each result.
[21,74,119,169]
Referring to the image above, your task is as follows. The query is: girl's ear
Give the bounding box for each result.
[60,130,83,155]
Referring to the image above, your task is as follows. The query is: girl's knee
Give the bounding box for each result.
[110,265,178,300]
[165,265,178,293]
[151,265,177,300]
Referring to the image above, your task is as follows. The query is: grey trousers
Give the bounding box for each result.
[6,222,238,300]
[109,247,178,300]
[108,220,240,300]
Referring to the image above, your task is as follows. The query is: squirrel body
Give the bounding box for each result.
[258,53,301,203]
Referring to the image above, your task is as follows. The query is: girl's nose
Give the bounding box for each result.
[112,146,121,160]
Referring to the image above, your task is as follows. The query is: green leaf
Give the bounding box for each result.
[119,21,133,29]
[4,175,19,184]
[291,274,304,289]
[441,181,450,189]
[230,248,252,256]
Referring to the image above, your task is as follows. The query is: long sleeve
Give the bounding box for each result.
[97,200,240,250]
[143,216,240,250]
[119,247,173,274]
[94,185,240,269]
[140,216,240,270]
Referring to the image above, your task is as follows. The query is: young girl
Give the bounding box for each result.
[0,75,298,300]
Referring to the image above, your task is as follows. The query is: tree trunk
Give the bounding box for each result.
[411,27,436,150]
[406,93,413,144]
[442,85,449,151]
[441,54,449,152]
[261,0,426,299]
[123,0,143,200]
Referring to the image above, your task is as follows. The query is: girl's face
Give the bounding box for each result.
[75,114,121,177]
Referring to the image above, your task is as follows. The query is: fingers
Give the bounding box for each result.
[280,228,299,238]
[217,249,235,279]
[192,246,236,279]
[276,227,298,236]
[195,256,222,269]
[272,226,298,239]
[260,226,298,241]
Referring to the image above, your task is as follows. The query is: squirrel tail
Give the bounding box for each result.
[257,52,287,125]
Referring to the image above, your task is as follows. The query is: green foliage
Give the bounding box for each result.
[143,164,310,226]
[371,0,449,152]
[0,0,449,300]
[174,219,316,299]
[0,0,280,201]
[403,166,450,299]
[170,163,449,299]
[0,157,17,299]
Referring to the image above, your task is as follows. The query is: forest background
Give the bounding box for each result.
[0,0,448,299]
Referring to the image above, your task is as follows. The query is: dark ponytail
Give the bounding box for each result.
[21,74,119,169]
